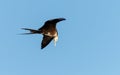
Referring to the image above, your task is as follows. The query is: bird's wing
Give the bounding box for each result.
[41,35,53,49]
[39,18,66,30]
[39,22,53,31]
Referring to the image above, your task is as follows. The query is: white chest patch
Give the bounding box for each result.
[53,36,58,46]
[45,32,58,46]
[45,32,58,37]
[45,32,51,36]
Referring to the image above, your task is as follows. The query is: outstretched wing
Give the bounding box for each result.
[41,35,53,49]
[39,18,66,30]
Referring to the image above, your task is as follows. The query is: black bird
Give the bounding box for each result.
[22,18,66,49]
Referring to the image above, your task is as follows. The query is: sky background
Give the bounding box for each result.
[0,0,120,75]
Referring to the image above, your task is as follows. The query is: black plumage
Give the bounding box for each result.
[22,18,66,49]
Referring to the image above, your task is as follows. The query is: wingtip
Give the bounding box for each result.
[41,46,44,49]
[58,18,66,21]
[61,18,66,20]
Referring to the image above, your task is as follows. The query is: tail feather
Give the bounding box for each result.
[22,28,39,34]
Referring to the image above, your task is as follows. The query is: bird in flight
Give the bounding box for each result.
[22,18,66,49]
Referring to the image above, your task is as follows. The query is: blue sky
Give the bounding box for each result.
[0,0,120,75]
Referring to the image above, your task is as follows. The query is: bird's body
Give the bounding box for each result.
[22,18,66,49]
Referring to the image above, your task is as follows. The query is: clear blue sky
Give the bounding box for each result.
[0,0,120,75]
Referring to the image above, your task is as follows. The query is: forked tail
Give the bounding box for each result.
[21,28,40,34]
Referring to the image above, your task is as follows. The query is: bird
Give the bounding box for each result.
[22,18,66,49]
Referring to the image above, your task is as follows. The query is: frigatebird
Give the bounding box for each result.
[22,18,66,49]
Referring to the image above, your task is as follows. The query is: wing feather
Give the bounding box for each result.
[41,35,53,49]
